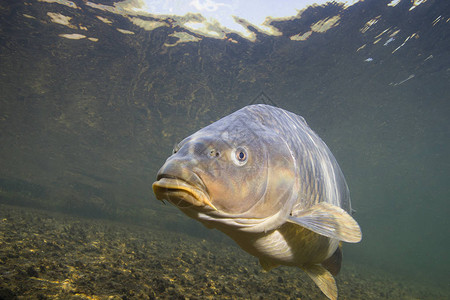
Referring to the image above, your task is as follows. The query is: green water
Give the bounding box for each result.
[0,0,449,297]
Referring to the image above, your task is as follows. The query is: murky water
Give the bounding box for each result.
[0,0,449,298]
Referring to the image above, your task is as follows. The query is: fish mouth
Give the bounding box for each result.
[152,175,217,211]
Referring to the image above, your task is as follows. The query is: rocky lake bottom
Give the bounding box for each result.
[0,204,447,300]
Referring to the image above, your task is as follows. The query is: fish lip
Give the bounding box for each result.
[152,175,217,210]
[156,172,207,191]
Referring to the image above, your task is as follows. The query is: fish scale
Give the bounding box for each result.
[153,104,362,300]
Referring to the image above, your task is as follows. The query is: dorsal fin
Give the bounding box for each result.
[288,202,362,243]
[322,243,343,276]
[303,264,337,300]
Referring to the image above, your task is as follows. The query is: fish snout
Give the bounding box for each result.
[153,160,217,211]
[156,159,204,188]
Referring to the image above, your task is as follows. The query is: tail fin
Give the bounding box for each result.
[303,264,337,300]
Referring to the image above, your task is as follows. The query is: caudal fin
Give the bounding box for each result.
[303,264,337,300]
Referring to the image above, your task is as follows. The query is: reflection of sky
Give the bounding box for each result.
[133,0,357,36]
[42,0,428,42]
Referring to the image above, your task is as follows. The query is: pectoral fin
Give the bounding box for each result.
[303,264,337,300]
[288,202,362,243]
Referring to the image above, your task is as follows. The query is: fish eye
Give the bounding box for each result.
[232,147,248,166]
[237,150,246,161]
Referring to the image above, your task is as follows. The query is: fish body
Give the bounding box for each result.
[153,104,362,300]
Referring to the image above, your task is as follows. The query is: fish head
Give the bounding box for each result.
[153,109,298,231]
